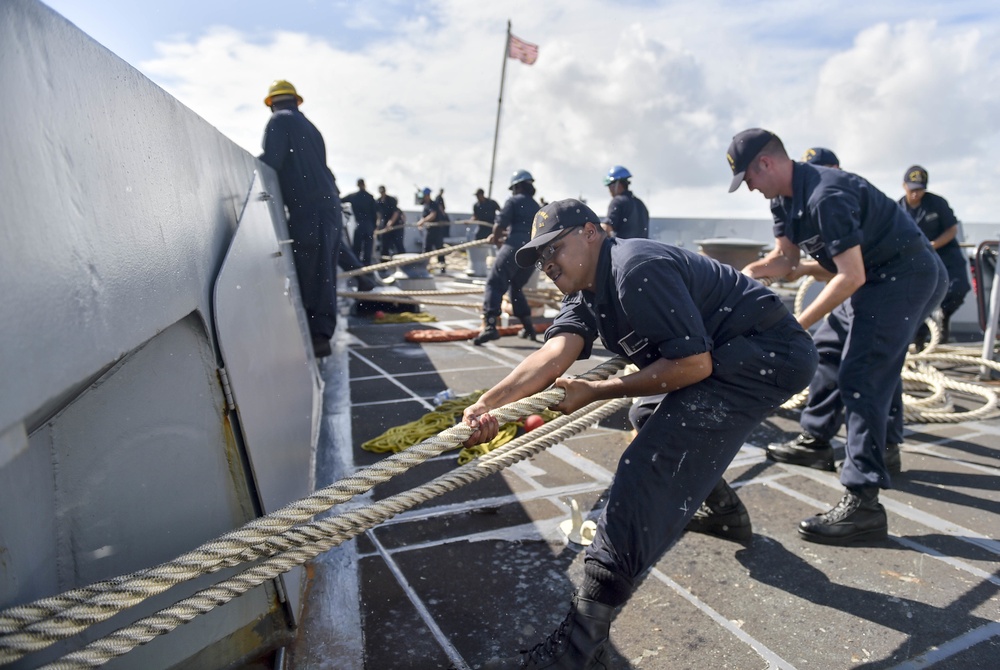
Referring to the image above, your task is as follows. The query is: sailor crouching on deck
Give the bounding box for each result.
[463,199,818,669]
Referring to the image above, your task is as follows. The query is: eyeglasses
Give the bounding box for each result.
[534,226,579,271]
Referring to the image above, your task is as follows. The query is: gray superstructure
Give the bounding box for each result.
[1,1,319,667]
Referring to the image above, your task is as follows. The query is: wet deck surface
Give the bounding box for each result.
[292,272,1000,670]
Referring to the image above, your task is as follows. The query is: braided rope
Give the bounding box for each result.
[339,286,561,311]
[337,238,491,278]
[339,293,482,309]
[348,289,484,297]
[777,277,999,420]
[0,358,628,664]
[339,287,485,309]
[39,397,630,669]
[374,219,493,238]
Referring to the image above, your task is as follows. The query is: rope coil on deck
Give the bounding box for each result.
[777,275,1000,420]
[0,358,629,667]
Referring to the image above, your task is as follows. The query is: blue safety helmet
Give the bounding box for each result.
[421,187,432,197]
[509,169,534,189]
[603,165,632,186]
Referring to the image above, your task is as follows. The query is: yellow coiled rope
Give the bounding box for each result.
[361,390,561,464]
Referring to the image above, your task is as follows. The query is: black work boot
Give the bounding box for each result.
[473,314,501,346]
[517,315,538,341]
[355,273,376,292]
[766,432,835,471]
[482,595,614,669]
[798,487,887,545]
[311,335,332,358]
[885,442,902,475]
[685,479,752,542]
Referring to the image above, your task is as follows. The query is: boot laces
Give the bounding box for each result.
[821,492,861,524]
[691,501,713,520]
[521,611,573,665]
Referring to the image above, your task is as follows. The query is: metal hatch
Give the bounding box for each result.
[212,171,322,623]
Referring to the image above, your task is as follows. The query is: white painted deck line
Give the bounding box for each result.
[891,536,1000,588]
[365,530,472,670]
[648,568,798,670]
[900,443,1000,476]
[371,480,612,529]
[348,348,436,411]
[884,621,1000,670]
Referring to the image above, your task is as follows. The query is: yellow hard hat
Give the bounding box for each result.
[264,79,303,106]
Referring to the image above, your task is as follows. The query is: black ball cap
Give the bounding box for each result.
[727,128,776,192]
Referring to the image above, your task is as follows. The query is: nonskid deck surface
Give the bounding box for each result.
[293,275,1000,670]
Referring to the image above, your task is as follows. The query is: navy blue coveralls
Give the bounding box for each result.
[482,193,540,320]
[422,199,449,267]
[341,189,378,265]
[548,238,817,590]
[472,197,501,240]
[376,194,406,256]
[801,301,907,448]
[898,191,971,320]
[260,103,342,339]
[606,190,650,239]
[779,164,947,490]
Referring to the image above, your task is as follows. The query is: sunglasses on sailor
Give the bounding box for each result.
[534,226,579,270]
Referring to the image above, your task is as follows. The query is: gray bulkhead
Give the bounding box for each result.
[1,1,320,667]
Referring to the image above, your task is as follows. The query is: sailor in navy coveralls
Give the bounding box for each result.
[472,169,541,345]
[259,80,341,359]
[728,128,947,548]
[463,199,817,669]
[898,165,971,345]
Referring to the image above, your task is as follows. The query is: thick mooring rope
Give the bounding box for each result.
[0,358,628,666]
[374,219,494,237]
[337,238,492,279]
[338,291,483,309]
[37,397,631,670]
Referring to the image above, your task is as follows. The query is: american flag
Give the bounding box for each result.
[508,34,539,65]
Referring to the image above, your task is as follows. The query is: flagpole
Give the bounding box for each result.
[487,20,511,199]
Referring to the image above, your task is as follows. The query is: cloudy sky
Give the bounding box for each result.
[44,0,1000,222]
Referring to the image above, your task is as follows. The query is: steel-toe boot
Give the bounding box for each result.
[685,479,752,542]
[481,595,613,669]
[766,432,835,471]
[473,314,501,346]
[799,487,887,545]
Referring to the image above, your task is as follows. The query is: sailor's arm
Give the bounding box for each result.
[462,333,584,445]
[555,352,712,414]
[795,245,866,330]
[743,236,800,280]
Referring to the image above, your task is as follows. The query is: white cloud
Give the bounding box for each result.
[137,1,1000,221]
[809,19,1000,218]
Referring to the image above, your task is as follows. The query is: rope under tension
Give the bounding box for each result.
[0,358,629,667]
[38,396,632,670]
[337,238,492,279]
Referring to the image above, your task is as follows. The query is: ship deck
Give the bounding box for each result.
[290,270,1000,670]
